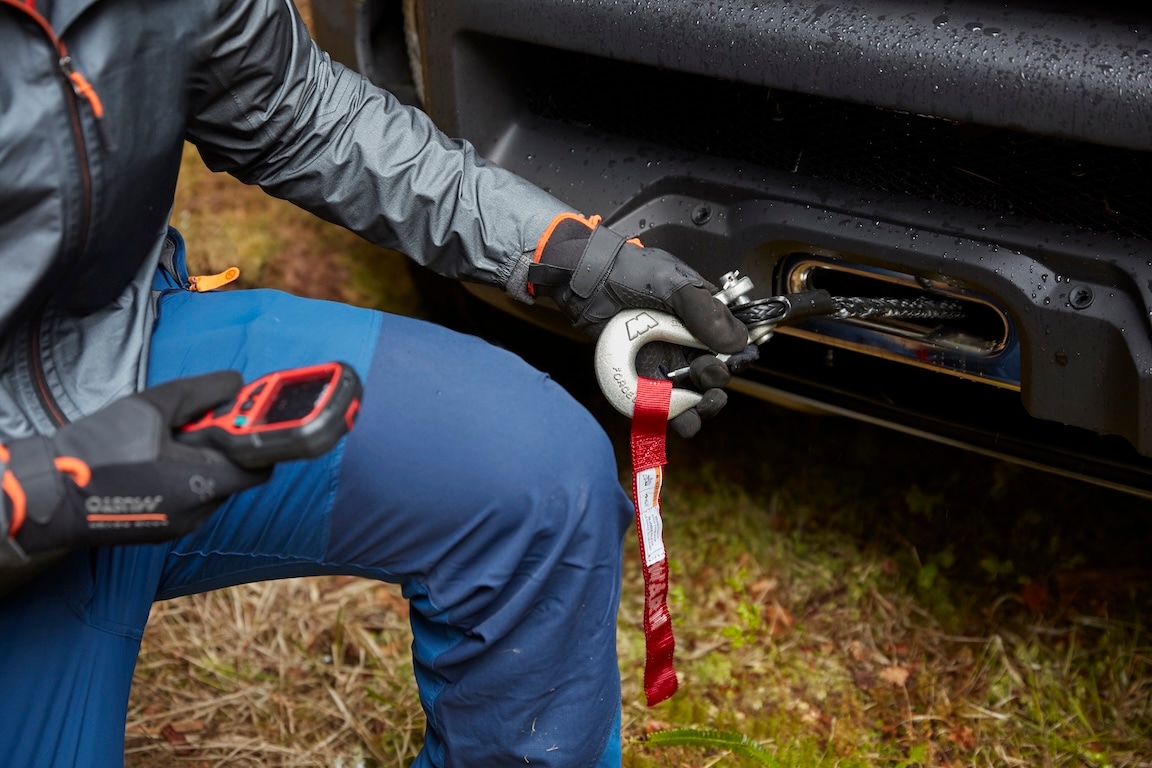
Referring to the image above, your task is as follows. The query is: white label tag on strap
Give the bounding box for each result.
[635,467,666,567]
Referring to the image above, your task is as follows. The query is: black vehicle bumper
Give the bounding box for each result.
[467,137,1152,494]
[316,0,1152,494]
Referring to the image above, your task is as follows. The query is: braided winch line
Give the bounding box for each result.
[730,295,966,326]
[729,300,788,326]
[830,296,966,321]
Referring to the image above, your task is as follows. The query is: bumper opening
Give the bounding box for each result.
[780,255,1017,387]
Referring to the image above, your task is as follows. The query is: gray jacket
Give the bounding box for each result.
[0,0,568,441]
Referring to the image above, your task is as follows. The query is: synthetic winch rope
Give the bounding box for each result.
[729,295,965,327]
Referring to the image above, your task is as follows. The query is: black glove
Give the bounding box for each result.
[528,214,753,437]
[1,372,271,559]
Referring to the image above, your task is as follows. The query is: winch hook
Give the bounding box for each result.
[593,272,756,420]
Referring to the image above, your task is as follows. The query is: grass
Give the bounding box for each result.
[126,6,1151,765]
[616,451,1151,768]
[128,142,1152,768]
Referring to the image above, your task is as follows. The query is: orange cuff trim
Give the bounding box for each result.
[55,457,92,488]
[2,470,27,536]
[0,445,23,536]
[528,212,602,297]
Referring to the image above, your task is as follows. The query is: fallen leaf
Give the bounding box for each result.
[764,600,795,636]
[160,724,188,745]
[878,665,911,687]
[946,724,976,750]
[160,723,197,756]
[846,640,868,662]
[749,578,777,595]
[1021,580,1050,613]
[853,668,876,690]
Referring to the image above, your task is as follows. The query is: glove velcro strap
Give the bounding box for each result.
[571,225,627,299]
[528,212,602,297]
[6,436,67,526]
[526,261,573,289]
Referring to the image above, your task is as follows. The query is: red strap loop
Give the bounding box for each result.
[630,376,678,706]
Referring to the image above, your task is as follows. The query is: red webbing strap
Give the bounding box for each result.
[630,376,679,706]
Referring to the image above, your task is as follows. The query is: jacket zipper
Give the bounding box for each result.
[4,0,107,427]
[28,317,68,427]
[3,0,104,255]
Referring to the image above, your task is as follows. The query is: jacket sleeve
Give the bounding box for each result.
[186,0,570,298]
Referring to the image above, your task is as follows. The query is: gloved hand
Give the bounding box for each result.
[528,213,755,437]
[1,372,271,560]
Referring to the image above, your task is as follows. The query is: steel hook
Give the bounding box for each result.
[593,308,733,420]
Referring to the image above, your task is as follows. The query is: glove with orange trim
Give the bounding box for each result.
[528,213,755,437]
[0,372,270,563]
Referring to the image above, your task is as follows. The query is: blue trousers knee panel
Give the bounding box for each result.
[0,287,632,767]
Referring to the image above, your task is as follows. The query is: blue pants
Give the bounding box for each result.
[0,280,632,765]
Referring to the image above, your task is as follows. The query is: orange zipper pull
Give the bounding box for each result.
[59,57,103,118]
[58,55,115,151]
[189,267,240,292]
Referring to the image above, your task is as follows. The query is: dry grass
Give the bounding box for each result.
[126,3,1152,765]
[128,578,422,767]
[618,466,1152,768]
